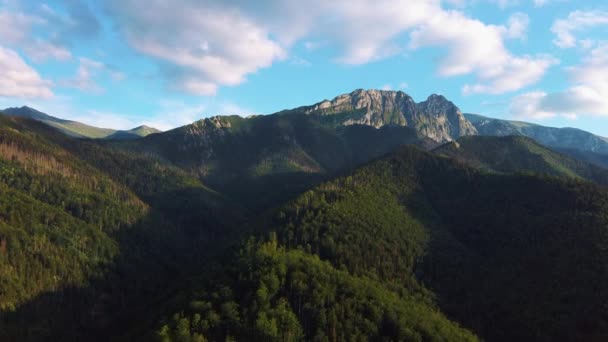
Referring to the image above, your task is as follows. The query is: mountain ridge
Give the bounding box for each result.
[3,93,608,341]
[298,89,477,142]
[466,113,608,155]
[1,106,161,139]
[433,135,608,184]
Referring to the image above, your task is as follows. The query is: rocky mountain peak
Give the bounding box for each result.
[303,89,476,142]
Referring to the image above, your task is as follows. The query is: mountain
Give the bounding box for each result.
[433,135,608,184]
[133,112,435,209]
[0,115,146,311]
[159,145,608,342]
[0,115,243,341]
[124,89,485,208]
[4,90,608,341]
[105,125,161,140]
[466,113,608,156]
[300,89,477,142]
[2,106,160,139]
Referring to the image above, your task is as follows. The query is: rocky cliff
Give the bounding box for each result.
[302,89,477,142]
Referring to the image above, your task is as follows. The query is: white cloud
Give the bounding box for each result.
[60,58,105,93]
[410,10,555,95]
[510,91,556,119]
[106,0,286,96]
[0,46,53,99]
[0,1,102,63]
[504,13,530,40]
[60,57,126,94]
[533,0,549,7]
[105,0,548,96]
[139,100,252,131]
[381,84,393,91]
[510,43,608,119]
[0,8,41,45]
[23,40,72,62]
[462,55,558,95]
[0,8,71,62]
[552,10,608,48]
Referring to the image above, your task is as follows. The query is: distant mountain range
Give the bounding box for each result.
[433,135,608,184]
[1,106,161,139]
[3,89,608,341]
[5,89,607,195]
[3,90,608,160]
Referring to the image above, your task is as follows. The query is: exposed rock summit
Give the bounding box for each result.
[302,89,477,142]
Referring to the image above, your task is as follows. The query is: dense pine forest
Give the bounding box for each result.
[2,106,608,342]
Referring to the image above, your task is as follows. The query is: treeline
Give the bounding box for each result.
[156,238,477,342]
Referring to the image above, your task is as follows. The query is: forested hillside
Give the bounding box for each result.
[433,135,608,184]
[2,110,608,342]
[157,146,608,342]
[127,112,434,209]
[0,115,245,341]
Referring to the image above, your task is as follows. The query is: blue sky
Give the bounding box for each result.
[1,0,608,135]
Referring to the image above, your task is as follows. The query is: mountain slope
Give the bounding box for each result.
[433,135,608,185]
[2,106,160,139]
[300,89,477,142]
[466,113,608,156]
[129,112,435,209]
[257,146,608,342]
[0,114,246,341]
[157,239,478,342]
[0,114,148,311]
[155,144,608,342]
[105,125,161,140]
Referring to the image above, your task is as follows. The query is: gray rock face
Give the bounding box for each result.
[415,94,478,142]
[466,113,608,155]
[302,89,477,142]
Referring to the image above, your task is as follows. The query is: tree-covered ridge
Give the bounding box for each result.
[0,115,149,311]
[156,238,478,342]
[0,114,251,341]
[3,109,608,342]
[433,135,608,184]
[126,111,433,210]
[256,146,608,342]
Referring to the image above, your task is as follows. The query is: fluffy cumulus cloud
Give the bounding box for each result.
[105,0,286,95]
[0,0,100,62]
[104,0,548,96]
[0,46,53,98]
[410,10,553,94]
[504,13,530,39]
[552,10,608,48]
[510,43,608,119]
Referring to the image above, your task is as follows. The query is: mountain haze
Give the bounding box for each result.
[466,113,608,155]
[2,106,160,139]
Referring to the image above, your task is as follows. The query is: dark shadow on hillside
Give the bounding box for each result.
[396,154,608,342]
[0,186,248,342]
[209,172,329,212]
